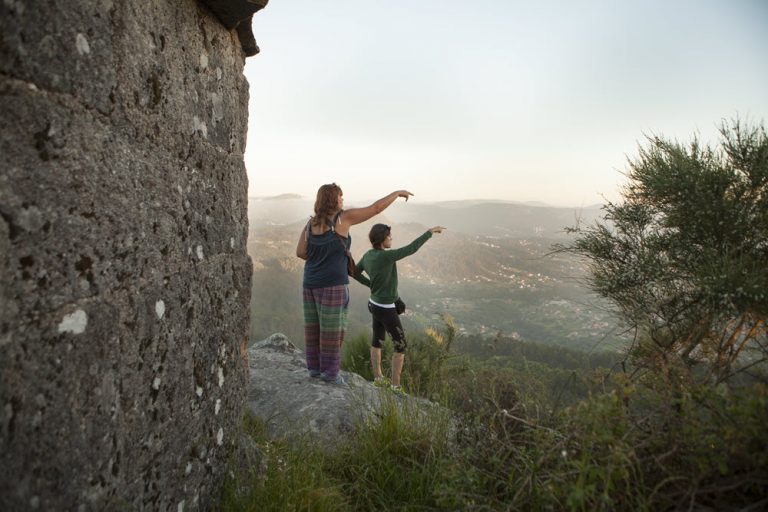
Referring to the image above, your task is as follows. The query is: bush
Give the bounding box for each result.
[626,380,768,510]
[558,119,768,385]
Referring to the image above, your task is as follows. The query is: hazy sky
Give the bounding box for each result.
[244,0,767,206]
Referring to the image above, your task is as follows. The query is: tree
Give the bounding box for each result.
[558,119,768,384]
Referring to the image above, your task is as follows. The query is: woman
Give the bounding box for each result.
[296,184,413,385]
[354,223,445,393]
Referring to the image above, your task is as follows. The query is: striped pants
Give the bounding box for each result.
[303,285,349,378]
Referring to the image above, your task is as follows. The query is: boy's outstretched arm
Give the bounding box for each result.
[388,226,446,261]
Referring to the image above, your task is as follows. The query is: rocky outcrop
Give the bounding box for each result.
[246,334,449,448]
[199,0,269,56]
[0,1,264,510]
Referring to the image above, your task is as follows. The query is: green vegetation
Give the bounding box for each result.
[334,398,455,510]
[222,396,456,512]
[223,319,767,510]
[220,415,346,512]
[557,119,768,384]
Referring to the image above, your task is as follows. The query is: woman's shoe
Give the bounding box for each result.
[373,376,391,387]
[308,369,322,378]
[320,373,347,385]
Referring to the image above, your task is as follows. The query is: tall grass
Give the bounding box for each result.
[334,396,456,510]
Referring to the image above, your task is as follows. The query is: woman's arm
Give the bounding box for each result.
[336,190,413,234]
[295,222,309,260]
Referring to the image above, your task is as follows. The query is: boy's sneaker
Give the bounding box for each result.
[373,376,391,387]
[390,385,407,396]
[308,369,322,378]
[320,373,347,386]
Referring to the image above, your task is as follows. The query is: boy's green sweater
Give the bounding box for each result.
[354,231,432,304]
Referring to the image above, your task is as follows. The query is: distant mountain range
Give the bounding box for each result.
[248,196,605,239]
[254,193,304,201]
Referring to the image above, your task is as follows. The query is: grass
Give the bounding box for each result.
[335,397,455,510]
[220,415,348,512]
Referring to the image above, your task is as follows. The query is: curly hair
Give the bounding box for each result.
[312,183,343,227]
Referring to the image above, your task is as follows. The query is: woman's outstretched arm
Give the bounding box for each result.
[336,190,413,234]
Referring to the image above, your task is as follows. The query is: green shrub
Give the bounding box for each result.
[625,380,768,510]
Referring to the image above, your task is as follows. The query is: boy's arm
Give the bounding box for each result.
[387,231,433,261]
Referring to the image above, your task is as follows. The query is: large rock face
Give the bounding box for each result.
[0,1,261,509]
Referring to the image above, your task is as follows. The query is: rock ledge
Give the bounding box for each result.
[246,333,449,447]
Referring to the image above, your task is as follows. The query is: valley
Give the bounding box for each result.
[247,197,628,353]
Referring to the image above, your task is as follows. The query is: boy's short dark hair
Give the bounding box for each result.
[369,223,391,249]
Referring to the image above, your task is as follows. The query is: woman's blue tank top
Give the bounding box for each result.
[303,228,351,288]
